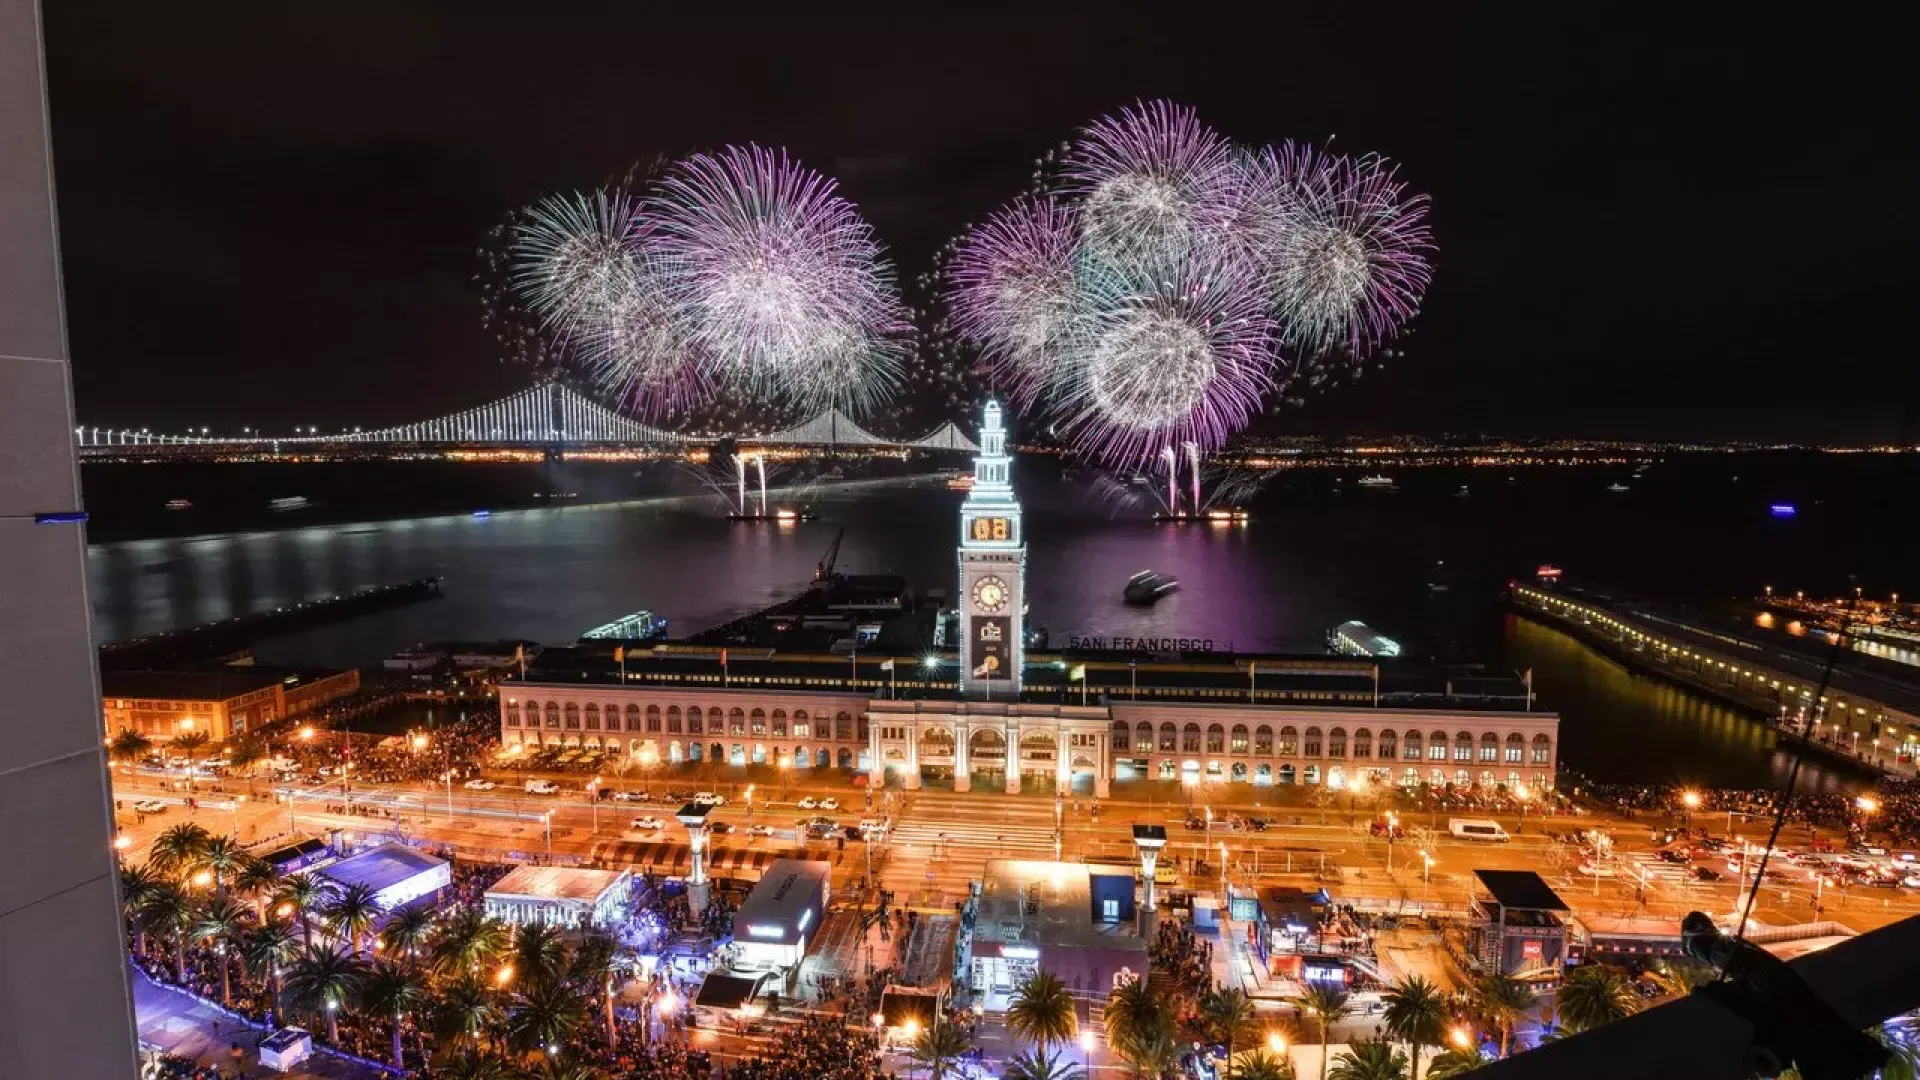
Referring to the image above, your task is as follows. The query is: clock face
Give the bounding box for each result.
[972,575,1009,613]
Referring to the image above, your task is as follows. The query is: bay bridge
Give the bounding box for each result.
[74,382,978,455]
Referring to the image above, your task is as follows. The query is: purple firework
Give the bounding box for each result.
[1265,143,1434,359]
[1055,255,1275,466]
[1062,99,1238,271]
[946,196,1082,407]
[651,145,907,415]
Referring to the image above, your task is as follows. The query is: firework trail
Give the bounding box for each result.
[510,188,649,338]
[1063,100,1237,274]
[651,145,908,415]
[945,196,1082,406]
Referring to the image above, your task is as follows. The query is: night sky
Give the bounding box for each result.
[45,6,1917,440]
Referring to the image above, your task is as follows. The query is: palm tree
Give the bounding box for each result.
[1643,958,1714,1002]
[910,1016,973,1080]
[1470,973,1536,1058]
[139,882,199,982]
[1006,969,1079,1054]
[435,974,505,1055]
[322,881,381,955]
[511,922,571,988]
[509,980,590,1057]
[526,1056,611,1080]
[566,930,629,1045]
[119,863,166,955]
[233,856,281,922]
[224,738,267,791]
[379,904,437,969]
[172,730,211,788]
[1872,1025,1920,1080]
[1327,1041,1407,1080]
[1296,984,1350,1080]
[1381,975,1448,1080]
[149,822,212,876]
[242,919,303,1024]
[434,1051,516,1080]
[1105,978,1164,1065]
[198,834,244,895]
[362,961,432,1070]
[1237,1051,1295,1080]
[273,874,327,949]
[1003,1048,1085,1080]
[1120,1023,1182,1080]
[283,945,369,1044]
[109,729,153,766]
[193,896,253,1005]
[432,907,510,979]
[1202,987,1260,1079]
[1556,965,1640,1033]
[1421,1049,1482,1080]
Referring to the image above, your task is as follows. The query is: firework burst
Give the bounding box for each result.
[945,196,1082,406]
[510,188,650,338]
[1063,100,1237,273]
[652,145,908,415]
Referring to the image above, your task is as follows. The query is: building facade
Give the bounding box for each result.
[101,667,361,742]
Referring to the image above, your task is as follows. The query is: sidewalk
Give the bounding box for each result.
[133,968,390,1080]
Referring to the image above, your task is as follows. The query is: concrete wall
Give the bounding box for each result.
[0,0,141,1073]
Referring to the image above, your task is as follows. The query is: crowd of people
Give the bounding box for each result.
[1564,770,1920,846]
[721,1014,886,1080]
[1148,918,1214,1003]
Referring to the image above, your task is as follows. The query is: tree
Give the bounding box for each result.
[1872,1024,1920,1080]
[120,863,166,955]
[1421,1049,1482,1079]
[1105,977,1164,1064]
[193,896,253,1005]
[233,856,281,922]
[434,1051,517,1080]
[432,907,511,979]
[1470,973,1536,1058]
[434,975,505,1055]
[1556,965,1640,1034]
[1202,987,1260,1080]
[511,922,570,987]
[109,729,153,766]
[526,1055,611,1080]
[1237,1050,1296,1080]
[509,980,589,1057]
[283,945,369,1044]
[1296,984,1350,1080]
[1643,958,1713,1002]
[362,961,432,1070]
[1003,1048,1085,1080]
[1381,975,1448,1080]
[137,882,197,982]
[379,904,437,969]
[322,882,381,955]
[149,822,212,876]
[910,1016,972,1080]
[273,874,328,949]
[1006,969,1079,1054]
[198,835,244,895]
[566,930,630,1046]
[242,919,303,1024]
[171,730,211,788]
[1328,1041,1408,1080]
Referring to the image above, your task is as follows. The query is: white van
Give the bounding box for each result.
[1449,818,1511,842]
[525,779,560,795]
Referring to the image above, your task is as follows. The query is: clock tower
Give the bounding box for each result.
[958,400,1026,699]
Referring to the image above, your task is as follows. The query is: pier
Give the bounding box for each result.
[1510,582,1919,777]
[99,576,445,670]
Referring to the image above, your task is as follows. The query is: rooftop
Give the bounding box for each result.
[315,843,446,895]
[101,667,313,702]
[486,865,629,904]
[733,859,828,929]
[976,859,1145,952]
[1474,869,1569,912]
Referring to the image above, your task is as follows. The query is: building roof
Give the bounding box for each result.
[734,859,828,929]
[257,837,330,868]
[100,668,290,702]
[1474,869,1569,911]
[486,865,629,905]
[976,859,1146,952]
[879,986,942,1028]
[316,844,446,895]
[694,971,768,1010]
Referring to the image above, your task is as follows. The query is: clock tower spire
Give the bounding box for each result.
[958,400,1025,699]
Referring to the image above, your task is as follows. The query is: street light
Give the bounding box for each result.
[1079,1029,1095,1076]
[1680,789,1701,828]
[1419,850,1435,912]
[1449,1027,1473,1051]
[1266,1032,1286,1055]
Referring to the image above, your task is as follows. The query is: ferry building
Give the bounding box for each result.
[498,402,1559,798]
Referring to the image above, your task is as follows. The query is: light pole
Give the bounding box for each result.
[1680,789,1701,829]
[1080,1029,1095,1076]
[780,757,790,800]
[1419,850,1434,913]
[1383,811,1398,871]
[544,810,553,856]
[588,776,602,835]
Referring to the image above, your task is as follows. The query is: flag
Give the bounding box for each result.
[614,646,625,664]
[879,660,894,671]
[1069,663,1087,681]
[720,648,728,666]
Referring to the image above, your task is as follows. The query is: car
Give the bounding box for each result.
[464,779,497,791]
[859,818,889,836]
[1901,875,1920,889]
[1693,866,1723,882]
[1244,817,1272,832]
[747,825,776,837]
[693,792,726,807]
[132,799,167,814]
[631,816,664,831]
[798,796,819,810]
[1576,861,1615,877]
[709,821,733,835]
[612,790,648,802]
[1657,849,1689,865]
[819,797,840,811]
[525,780,560,795]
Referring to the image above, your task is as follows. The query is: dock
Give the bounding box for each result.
[99,577,444,670]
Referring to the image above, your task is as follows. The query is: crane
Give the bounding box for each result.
[815,527,844,583]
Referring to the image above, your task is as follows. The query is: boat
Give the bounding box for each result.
[1606,483,1630,493]
[728,507,817,522]
[579,610,669,643]
[1536,564,1564,582]
[267,496,308,512]
[164,498,193,511]
[945,475,975,491]
[1452,485,1471,498]
[1124,571,1179,606]
[1357,475,1395,488]
[1327,621,1402,658]
[1152,507,1250,524]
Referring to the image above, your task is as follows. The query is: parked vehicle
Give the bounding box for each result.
[1693,866,1722,882]
[525,780,560,795]
[631,816,664,831]
[133,799,167,814]
[464,779,497,791]
[819,797,840,810]
[1448,818,1510,842]
[693,792,726,806]
[613,790,648,802]
[747,825,775,837]
[798,797,819,810]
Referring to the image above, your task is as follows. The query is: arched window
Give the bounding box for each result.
[584,704,600,730]
[750,708,766,736]
[1378,728,1397,759]
[1303,764,1321,785]
[505,703,521,727]
[1429,730,1448,760]
[1455,768,1471,787]
[1277,726,1299,755]
[1327,727,1347,758]
[772,709,787,736]
[1505,732,1525,763]
[1303,727,1323,756]
[1453,731,1474,761]
[1230,762,1248,781]
[729,708,746,735]
[1182,724,1203,754]
[1112,721,1131,752]
[836,712,855,741]
[1278,764,1297,785]
[1480,732,1500,762]
[1531,733,1552,764]
[1403,731,1421,759]
[1159,723,1178,752]
[544,702,560,729]
[1205,724,1225,754]
[1136,722,1153,751]
[1353,727,1372,758]
[1229,724,1249,754]
[1254,725,1273,755]
[666,706,681,733]
[639,705,656,732]
[563,703,580,729]
[686,707,702,735]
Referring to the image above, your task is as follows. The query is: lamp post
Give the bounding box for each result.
[1080,1029,1095,1077]
[1680,789,1701,829]
[588,776,602,835]
[1383,811,1398,871]
[780,757,791,800]
[1419,850,1434,913]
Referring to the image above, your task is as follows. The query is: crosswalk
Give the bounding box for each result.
[889,818,1058,854]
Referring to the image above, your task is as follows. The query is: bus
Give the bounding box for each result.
[1449,818,1511,842]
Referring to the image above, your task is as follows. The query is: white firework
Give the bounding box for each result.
[510,188,648,340]
[946,196,1083,405]
[1063,100,1238,273]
